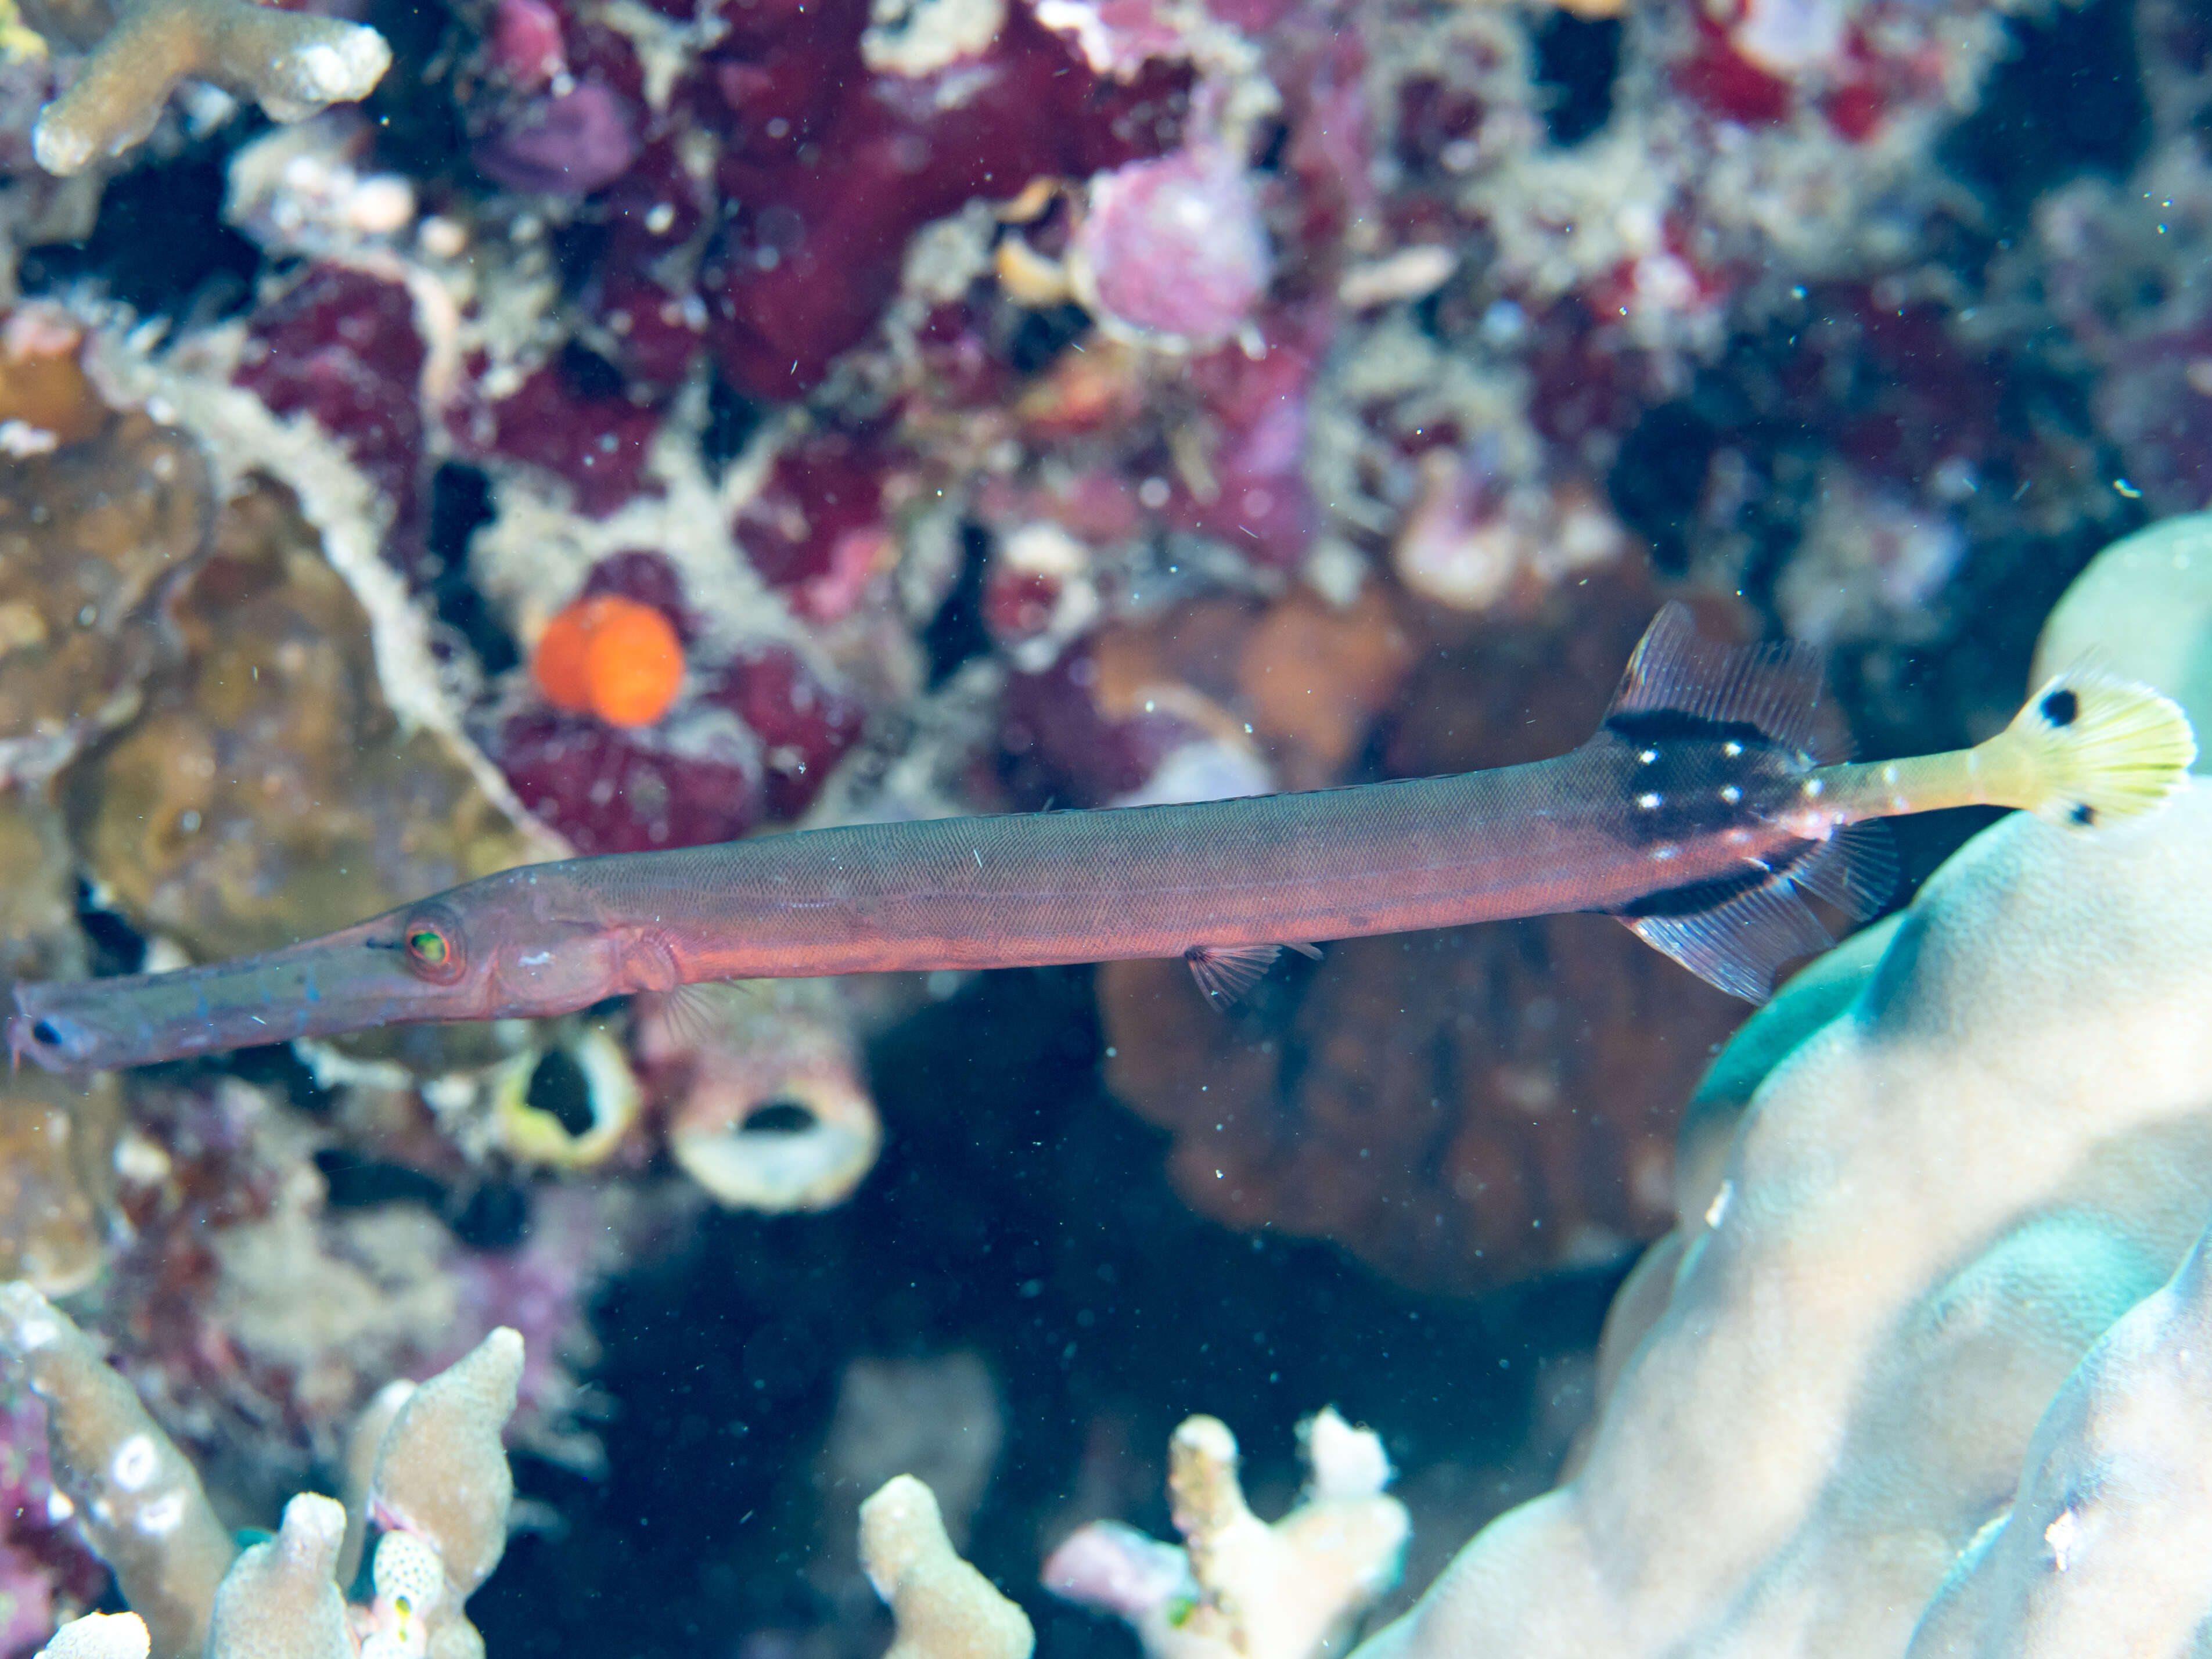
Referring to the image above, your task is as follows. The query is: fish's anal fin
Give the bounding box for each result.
[1622,880,1836,1004]
[1608,602,1837,762]
[1184,943,1316,1006]
[1787,822,1898,923]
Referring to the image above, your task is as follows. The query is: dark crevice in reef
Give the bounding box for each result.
[22,140,262,321]
[1940,0,2150,236]
[364,0,479,185]
[424,462,520,675]
[1608,401,1721,576]
[1533,12,1624,147]
[923,523,998,686]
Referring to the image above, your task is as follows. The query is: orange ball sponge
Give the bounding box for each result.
[533,595,685,728]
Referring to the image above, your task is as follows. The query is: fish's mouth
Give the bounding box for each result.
[9,1003,110,1072]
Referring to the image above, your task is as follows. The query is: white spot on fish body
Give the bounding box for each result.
[1637,791,1663,809]
[1650,844,1679,862]
[974,848,983,868]
[1639,748,1659,765]
[518,951,553,967]
[1721,784,1742,804]
[1803,778,1825,797]
[1723,740,1743,757]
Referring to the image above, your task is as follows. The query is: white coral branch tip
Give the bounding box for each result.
[35,1613,150,1659]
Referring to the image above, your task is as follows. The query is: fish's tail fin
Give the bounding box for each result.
[1998,671,2195,830]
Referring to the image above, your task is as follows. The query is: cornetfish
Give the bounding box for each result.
[8,604,2195,1073]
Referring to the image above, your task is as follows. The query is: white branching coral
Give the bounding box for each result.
[0,1281,238,1659]
[1045,1408,1408,1659]
[33,0,390,177]
[860,1474,1035,1659]
[0,1284,522,1659]
[34,1612,149,1659]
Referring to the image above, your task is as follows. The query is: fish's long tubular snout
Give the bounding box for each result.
[6,916,466,1074]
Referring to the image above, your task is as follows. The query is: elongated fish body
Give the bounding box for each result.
[10,606,2193,1073]
[539,742,1808,976]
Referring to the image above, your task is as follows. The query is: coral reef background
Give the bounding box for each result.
[0,0,2197,1643]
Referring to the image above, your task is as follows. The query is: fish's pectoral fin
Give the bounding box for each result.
[659,982,724,1048]
[1619,880,1835,1004]
[1285,941,1325,960]
[1606,602,1839,762]
[1184,944,1286,1007]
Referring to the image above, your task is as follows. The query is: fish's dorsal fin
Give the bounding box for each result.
[1607,603,1837,762]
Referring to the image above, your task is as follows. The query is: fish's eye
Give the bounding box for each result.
[400,915,466,983]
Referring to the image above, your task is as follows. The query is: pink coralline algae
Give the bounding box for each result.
[707,645,866,821]
[1674,15,1793,127]
[733,431,900,621]
[467,0,649,197]
[1163,307,1329,568]
[696,0,1192,394]
[1072,143,1271,347]
[463,355,663,520]
[577,549,700,645]
[498,707,758,854]
[235,264,427,560]
[487,0,568,93]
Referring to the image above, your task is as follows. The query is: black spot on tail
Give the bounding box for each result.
[2042,688,2080,728]
[2071,802,2097,827]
